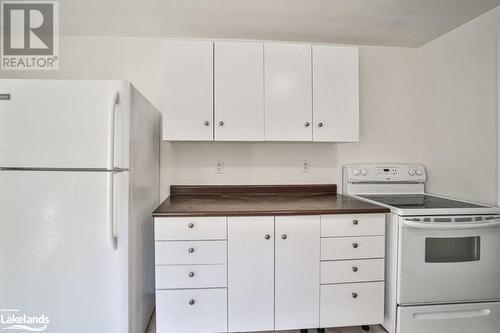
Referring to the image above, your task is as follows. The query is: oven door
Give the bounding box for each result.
[397,218,500,305]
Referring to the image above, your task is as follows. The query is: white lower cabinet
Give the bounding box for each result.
[156,288,227,333]
[154,213,385,332]
[228,216,275,332]
[275,216,320,330]
[320,282,384,327]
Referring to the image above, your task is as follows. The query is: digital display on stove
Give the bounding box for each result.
[383,168,389,172]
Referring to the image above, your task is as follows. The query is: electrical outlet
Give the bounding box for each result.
[216,160,224,174]
[302,160,310,173]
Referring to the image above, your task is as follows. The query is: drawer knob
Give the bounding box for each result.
[189,299,195,305]
[188,223,194,229]
[188,247,195,253]
[188,271,195,278]
[304,121,310,127]
[353,219,359,225]
[219,120,224,126]
[281,234,287,240]
[265,234,271,240]
[352,266,358,272]
[352,242,359,249]
[204,121,210,126]
[318,122,324,128]
[352,292,358,299]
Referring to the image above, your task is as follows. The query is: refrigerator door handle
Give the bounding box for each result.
[107,92,120,170]
[107,172,118,249]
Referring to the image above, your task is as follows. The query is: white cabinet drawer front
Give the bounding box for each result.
[321,236,385,260]
[155,241,227,265]
[321,214,385,237]
[156,264,227,289]
[155,217,227,240]
[156,288,227,333]
[321,259,384,284]
[320,282,384,327]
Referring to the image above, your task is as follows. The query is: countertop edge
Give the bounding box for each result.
[152,208,390,217]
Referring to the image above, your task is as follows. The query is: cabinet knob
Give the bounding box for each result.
[189,299,195,305]
[304,121,310,127]
[352,242,358,249]
[353,219,359,225]
[188,223,194,229]
[188,271,195,278]
[265,234,271,240]
[318,122,324,128]
[204,121,210,126]
[281,234,287,240]
[352,292,358,299]
[352,266,358,272]
[188,247,195,253]
[218,121,224,126]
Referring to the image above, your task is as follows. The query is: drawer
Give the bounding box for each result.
[155,241,227,265]
[321,214,385,237]
[320,282,384,327]
[155,217,227,240]
[156,264,227,289]
[156,288,227,333]
[321,236,384,260]
[321,259,384,284]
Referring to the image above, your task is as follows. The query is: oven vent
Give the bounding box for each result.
[434,218,452,222]
[405,215,500,223]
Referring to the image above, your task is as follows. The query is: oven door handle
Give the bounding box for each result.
[402,219,500,230]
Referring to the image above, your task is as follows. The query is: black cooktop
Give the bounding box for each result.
[358,194,487,209]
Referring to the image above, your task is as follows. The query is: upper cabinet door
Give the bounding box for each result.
[313,45,359,142]
[275,215,320,330]
[215,42,264,141]
[163,40,213,141]
[264,43,312,141]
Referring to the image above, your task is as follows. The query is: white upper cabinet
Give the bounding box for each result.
[163,40,214,141]
[264,43,313,141]
[313,45,359,142]
[161,40,359,142]
[215,41,264,141]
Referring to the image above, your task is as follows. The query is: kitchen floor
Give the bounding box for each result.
[146,312,388,333]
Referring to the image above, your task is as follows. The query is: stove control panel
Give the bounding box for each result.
[345,164,426,183]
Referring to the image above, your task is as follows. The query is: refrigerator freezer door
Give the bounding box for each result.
[0,80,130,169]
[0,170,129,333]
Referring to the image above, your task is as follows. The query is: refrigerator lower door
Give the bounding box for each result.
[397,302,500,333]
[0,170,129,333]
[0,79,130,169]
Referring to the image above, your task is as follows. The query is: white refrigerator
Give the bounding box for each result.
[0,79,160,333]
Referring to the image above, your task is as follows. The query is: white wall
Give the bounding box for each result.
[418,5,500,205]
[0,38,421,200]
[1,5,499,204]
[162,46,421,199]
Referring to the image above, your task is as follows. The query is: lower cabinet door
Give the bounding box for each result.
[228,216,275,332]
[156,288,227,333]
[275,215,320,330]
[320,281,384,328]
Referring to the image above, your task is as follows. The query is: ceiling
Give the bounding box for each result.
[60,0,500,47]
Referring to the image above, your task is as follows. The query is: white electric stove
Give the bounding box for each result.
[343,164,500,333]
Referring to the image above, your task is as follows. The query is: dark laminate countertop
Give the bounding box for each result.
[153,185,389,217]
